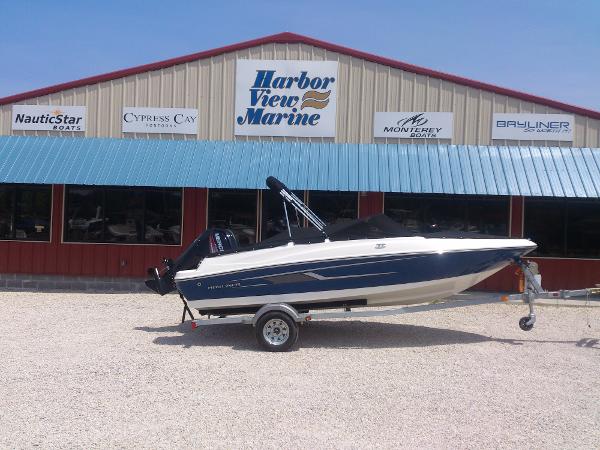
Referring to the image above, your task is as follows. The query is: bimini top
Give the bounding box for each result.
[0,135,599,198]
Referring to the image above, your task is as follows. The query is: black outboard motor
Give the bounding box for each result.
[145,228,237,295]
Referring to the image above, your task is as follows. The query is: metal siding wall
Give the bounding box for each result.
[2,43,599,287]
[1,42,598,146]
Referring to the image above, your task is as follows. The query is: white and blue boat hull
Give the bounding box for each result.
[174,237,536,312]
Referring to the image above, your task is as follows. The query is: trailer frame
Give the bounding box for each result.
[187,257,599,351]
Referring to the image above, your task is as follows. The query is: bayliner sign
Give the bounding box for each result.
[12,105,86,131]
[122,107,198,134]
[235,60,338,137]
[492,113,573,141]
[374,112,453,139]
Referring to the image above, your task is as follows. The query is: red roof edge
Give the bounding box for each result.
[2,31,599,119]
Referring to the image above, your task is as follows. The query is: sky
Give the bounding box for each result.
[1,0,599,110]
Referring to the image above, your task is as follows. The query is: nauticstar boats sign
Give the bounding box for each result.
[234,60,338,137]
[12,105,86,131]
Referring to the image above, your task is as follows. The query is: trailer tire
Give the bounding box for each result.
[255,312,298,352]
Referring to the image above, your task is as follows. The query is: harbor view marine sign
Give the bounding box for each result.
[12,105,86,131]
[374,112,453,139]
[235,60,338,137]
[492,113,574,141]
[122,107,198,134]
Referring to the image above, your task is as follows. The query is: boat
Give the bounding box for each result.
[146,176,536,316]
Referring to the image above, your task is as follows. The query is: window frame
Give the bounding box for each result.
[0,183,53,243]
[383,192,511,236]
[258,189,309,241]
[62,185,185,246]
[306,190,360,225]
[208,189,363,244]
[523,196,600,260]
[206,188,260,246]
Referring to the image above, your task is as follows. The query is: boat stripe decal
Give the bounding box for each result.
[303,271,396,281]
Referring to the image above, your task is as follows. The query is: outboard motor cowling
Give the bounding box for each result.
[145,228,237,295]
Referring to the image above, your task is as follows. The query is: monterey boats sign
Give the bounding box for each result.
[374,112,453,139]
[235,60,338,137]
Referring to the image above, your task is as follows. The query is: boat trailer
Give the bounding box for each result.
[182,258,599,351]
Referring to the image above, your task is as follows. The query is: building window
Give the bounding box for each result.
[261,189,305,241]
[308,191,358,225]
[524,198,600,258]
[208,189,257,246]
[0,184,52,241]
[64,186,182,245]
[384,193,509,236]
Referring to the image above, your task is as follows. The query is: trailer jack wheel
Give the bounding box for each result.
[255,311,299,352]
[519,316,534,331]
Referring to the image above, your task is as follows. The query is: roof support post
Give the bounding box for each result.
[510,196,524,238]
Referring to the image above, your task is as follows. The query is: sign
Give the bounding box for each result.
[374,112,453,139]
[492,113,573,141]
[12,105,86,131]
[122,107,198,134]
[234,59,338,137]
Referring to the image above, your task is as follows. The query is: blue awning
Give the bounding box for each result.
[1,136,599,197]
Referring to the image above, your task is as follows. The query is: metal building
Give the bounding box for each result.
[0,32,598,291]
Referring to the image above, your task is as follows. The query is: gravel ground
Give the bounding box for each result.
[1,291,599,449]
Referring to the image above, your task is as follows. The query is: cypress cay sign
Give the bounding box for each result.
[374,112,453,139]
[12,105,86,131]
[235,60,338,137]
[122,107,198,134]
[492,113,573,141]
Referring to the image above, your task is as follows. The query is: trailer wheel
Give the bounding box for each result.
[255,312,298,352]
[519,316,534,331]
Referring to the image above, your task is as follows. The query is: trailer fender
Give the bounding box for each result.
[252,303,302,326]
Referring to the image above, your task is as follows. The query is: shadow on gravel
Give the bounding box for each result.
[135,323,257,350]
[135,321,597,351]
